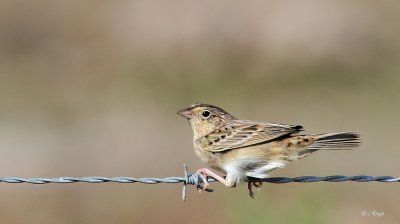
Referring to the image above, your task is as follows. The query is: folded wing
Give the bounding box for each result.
[199,120,303,152]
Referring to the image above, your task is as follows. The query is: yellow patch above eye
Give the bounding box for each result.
[193,108,204,113]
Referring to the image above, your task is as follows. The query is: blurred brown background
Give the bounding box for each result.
[0,1,399,223]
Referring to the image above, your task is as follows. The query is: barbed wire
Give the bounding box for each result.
[1,164,398,200]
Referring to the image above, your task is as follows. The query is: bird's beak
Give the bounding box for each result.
[177,108,194,119]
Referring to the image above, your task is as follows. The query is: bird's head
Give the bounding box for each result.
[177,103,235,138]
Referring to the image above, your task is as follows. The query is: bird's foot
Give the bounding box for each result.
[247,180,263,198]
[195,168,210,192]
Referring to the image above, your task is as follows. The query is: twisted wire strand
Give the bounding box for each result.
[1,175,398,184]
[1,164,398,200]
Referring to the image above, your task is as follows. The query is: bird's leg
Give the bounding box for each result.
[247,180,263,198]
[248,182,255,198]
[195,168,232,192]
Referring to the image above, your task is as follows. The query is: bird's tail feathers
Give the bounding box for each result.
[307,132,361,151]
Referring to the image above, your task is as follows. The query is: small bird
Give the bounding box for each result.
[177,103,360,197]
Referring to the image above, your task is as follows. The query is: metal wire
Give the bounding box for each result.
[1,164,398,201]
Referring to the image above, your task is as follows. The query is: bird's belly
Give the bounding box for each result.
[245,161,285,178]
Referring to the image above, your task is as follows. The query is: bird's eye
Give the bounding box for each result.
[201,110,211,118]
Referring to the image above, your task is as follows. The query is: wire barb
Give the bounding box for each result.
[182,164,189,201]
[1,165,398,201]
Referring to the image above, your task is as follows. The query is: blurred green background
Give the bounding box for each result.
[0,1,399,223]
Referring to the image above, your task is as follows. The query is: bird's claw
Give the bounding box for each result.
[248,181,263,198]
[195,169,213,193]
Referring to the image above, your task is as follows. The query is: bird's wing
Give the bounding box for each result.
[198,120,303,153]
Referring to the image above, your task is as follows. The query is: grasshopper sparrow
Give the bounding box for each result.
[178,103,360,197]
